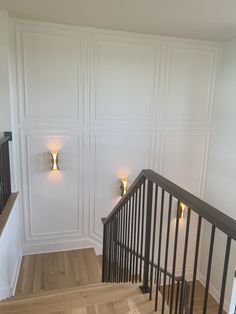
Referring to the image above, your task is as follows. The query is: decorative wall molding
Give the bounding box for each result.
[15,23,86,124]
[11,18,221,257]
[89,133,153,242]
[160,41,219,127]
[158,130,210,198]
[19,129,84,242]
[89,33,160,123]
[22,237,103,256]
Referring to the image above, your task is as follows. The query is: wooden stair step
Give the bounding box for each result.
[0,283,169,314]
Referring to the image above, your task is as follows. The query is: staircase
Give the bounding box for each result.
[0,283,167,313]
[101,169,236,313]
[0,170,235,313]
[0,248,168,314]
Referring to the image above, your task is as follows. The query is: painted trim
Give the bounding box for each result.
[0,254,22,300]
[22,237,103,256]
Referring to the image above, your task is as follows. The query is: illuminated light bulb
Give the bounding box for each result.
[120,178,128,196]
[51,152,59,171]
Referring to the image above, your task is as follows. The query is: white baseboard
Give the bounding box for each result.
[22,237,103,256]
[198,271,231,313]
[11,253,22,295]
[0,253,22,301]
[0,287,11,300]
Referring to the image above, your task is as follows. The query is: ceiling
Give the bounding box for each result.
[0,0,236,42]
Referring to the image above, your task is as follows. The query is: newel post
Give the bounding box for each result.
[140,180,153,293]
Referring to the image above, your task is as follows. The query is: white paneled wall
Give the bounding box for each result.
[0,198,22,300]
[10,19,220,255]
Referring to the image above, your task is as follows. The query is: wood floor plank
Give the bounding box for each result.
[15,248,102,296]
[12,249,225,313]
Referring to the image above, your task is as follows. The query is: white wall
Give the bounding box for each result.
[0,11,23,301]
[0,197,22,300]
[10,19,220,266]
[0,10,11,132]
[202,38,236,313]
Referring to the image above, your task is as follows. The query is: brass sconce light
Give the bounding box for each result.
[179,202,186,219]
[120,178,128,196]
[51,152,59,171]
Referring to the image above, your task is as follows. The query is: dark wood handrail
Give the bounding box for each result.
[103,169,236,241]
[0,135,11,145]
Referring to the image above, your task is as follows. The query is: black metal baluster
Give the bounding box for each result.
[135,186,142,283]
[123,202,128,282]
[132,191,138,283]
[155,189,165,311]
[189,215,202,312]
[169,201,180,314]
[102,222,107,282]
[168,276,171,304]
[108,221,112,282]
[179,207,191,313]
[127,197,131,282]
[159,271,162,291]
[161,194,172,313]
[140,180,153,293]
[175,281,180,314]
[149,184,158,300]
[121,205,125,281]
[218,236,232,314]
[203,225,216,314]
[110,218,114,282]
[113,214,118,282]
[139,180,146,282]
[119,206,124,282]
[129,194,134,281]
[117,209,121,282]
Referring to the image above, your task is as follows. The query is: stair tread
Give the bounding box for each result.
[5,282,109,302]
[0,283,168,314]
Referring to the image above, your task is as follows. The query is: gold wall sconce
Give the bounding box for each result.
[51,152,59,171]
[179,202,186,219]
[120,178,128,196]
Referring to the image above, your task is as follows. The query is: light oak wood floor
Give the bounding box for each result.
[10,249,226,313]
[15,248,102,296]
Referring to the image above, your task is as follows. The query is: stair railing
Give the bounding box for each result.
[102,169,236,313]
[0,133,12,214]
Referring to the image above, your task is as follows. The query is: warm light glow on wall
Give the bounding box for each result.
[51,152,59,171]
[179,202,186,219]
[120,178,128,196]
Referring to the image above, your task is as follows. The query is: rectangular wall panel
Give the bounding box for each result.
[21,131,83,238]
[159,132,209,197]
[16,25,85,123]
[91,34,159,122]
[161,42,218,124]
[90,134,151,239]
